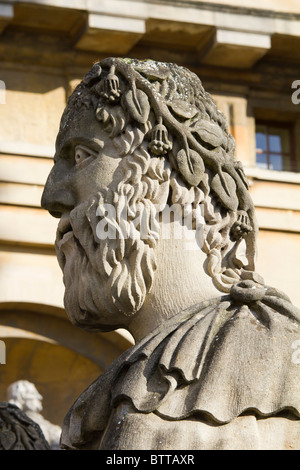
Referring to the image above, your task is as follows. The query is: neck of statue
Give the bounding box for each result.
[127,232,222,343]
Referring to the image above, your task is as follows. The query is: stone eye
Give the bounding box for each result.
[75,147,90,165]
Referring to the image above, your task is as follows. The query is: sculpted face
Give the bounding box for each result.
[47,106,124,212]
[42,57,257,334]
[42,106,133,331]
[42,100,159,332]
[8,381,43,413]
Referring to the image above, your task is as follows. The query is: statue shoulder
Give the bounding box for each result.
[0,402,50,450]
[61,284,300,450]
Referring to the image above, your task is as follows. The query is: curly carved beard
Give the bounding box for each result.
[55,193,157,331]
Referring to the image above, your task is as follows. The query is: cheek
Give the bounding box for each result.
[74,154,123,201]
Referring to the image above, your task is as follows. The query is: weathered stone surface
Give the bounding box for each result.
[0,402,50,450]
[42,58,300,450]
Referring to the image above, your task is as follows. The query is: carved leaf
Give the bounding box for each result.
[134,63,170,81]
[122,89,150,123]
[233,239,249,269]
[168,99,198,119]
[191,120,225,148]
[211,172,239,211]
[176,149,205,187]
[0,430,16,450]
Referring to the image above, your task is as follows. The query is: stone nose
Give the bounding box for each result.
[41,164,76,218]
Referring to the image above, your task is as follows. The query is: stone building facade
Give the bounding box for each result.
[0,0,299,427]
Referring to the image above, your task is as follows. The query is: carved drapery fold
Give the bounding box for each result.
[61,286,300,449]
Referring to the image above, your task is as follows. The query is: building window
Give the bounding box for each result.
[255,122,297,172]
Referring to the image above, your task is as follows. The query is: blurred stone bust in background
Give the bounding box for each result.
[41,57,300,450]
[7,380,61,449]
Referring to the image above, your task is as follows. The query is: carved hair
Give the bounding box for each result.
[62,58,258,293]
[102,141,171,314]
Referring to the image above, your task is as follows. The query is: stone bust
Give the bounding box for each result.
[7,380,61,449]
[41,58,300,450]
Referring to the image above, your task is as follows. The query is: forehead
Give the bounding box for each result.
[55,100,104,157]
[25,385,41,397]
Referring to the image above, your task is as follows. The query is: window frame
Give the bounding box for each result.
[255,120,297,172]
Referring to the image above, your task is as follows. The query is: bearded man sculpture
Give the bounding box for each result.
[41,58,300,450]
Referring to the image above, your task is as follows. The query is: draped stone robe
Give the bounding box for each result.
[61,282,300,450]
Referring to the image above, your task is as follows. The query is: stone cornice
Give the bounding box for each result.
[139,0,300,20]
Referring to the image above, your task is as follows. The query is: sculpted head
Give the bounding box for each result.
[7,380,43,413]
[42,58,257,336]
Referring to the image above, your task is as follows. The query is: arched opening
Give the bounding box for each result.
[0,302,133,426]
